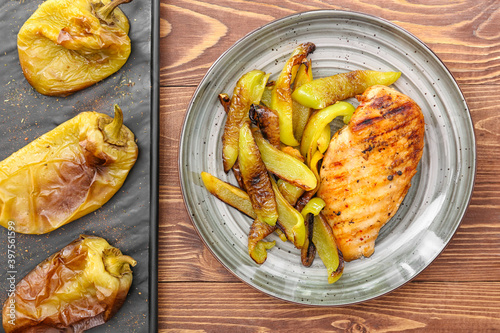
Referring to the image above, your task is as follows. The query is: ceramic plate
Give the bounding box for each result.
[179,10,475,305]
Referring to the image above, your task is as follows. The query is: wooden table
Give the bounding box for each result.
[158,1,500,331]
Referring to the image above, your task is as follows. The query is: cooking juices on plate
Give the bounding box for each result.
[201,42,424,284]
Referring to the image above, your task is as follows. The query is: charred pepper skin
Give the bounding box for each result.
[17,0,133,96]
[1,235,137,333]
[0,105,138,234]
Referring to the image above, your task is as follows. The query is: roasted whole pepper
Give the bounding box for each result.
[271,42,316,146]
[238,122,278,226]
[0,105,138,234]
[18,0,133,96]
[222,70,270,172]
[292,70,401,109]
[2,235,136,332]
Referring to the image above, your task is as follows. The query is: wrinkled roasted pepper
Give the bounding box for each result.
[0,105,138,234]
[17,0,133,96]
[249,104,280,149]
[222,70,270,172]
[292,70,401,109]
[271,42,315,146]
[2,235,136,332]
[238,122,278,226]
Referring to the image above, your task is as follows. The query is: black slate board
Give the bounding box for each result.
[0,0,159,331]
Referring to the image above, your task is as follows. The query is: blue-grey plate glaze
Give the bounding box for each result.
[179,10,475,305]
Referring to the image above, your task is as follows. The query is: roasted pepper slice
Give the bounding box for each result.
[253,128,317,191]
[301,214,316,267]
[18,0,133,96]
[300,197,325,267]
[300,101,355,166]
[200,172,291,244]
[271,42,316,146]
[295,150,324,212]
[238,122,278,226]
[201,171,256,219]
[292,70,401,109]
[0,105,138,234]
[248,219,276,264]
[222,70,270,172]
[313,213,345,284]
[277,179,304,206]
[317,125,331,154]
[292,60,313,141]
[2,235,136,332]
[249,104,281,149]
[271,178,305,249]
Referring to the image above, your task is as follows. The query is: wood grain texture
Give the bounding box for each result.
[158,0,500,331]
[158,282,500,332]
[160,0,500,86]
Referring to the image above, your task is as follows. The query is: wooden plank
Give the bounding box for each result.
[157,281,500,332]
[158,0,500,86]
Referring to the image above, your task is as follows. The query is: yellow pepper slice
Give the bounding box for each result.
[271,179,305,249]
[200,171,256,219]
[276,179,304,206]
[300,197,326,218]
[313,214,344,284]
[238,122,278,226]
[253,128,317,191]
[300,101,355,166]
[292,60,313,142]
[292,70,401,109]
[248,219,276,264]
[271,43,315,146]
[317,125,331,154]
[222,70,270,172]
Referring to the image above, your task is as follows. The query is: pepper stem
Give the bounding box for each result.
[103,248,137,277]
[100,104,127,146]
[95,0,132,23]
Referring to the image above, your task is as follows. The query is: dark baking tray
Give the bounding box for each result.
[0,0,159,331]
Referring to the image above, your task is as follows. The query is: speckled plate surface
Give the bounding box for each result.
[179,10,476,305]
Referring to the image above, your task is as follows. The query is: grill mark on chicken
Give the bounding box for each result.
[317,85,424,262]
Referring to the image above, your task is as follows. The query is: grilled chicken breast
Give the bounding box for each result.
[317,85,425,261]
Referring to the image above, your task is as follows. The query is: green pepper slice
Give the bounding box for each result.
[292,70,401,109]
